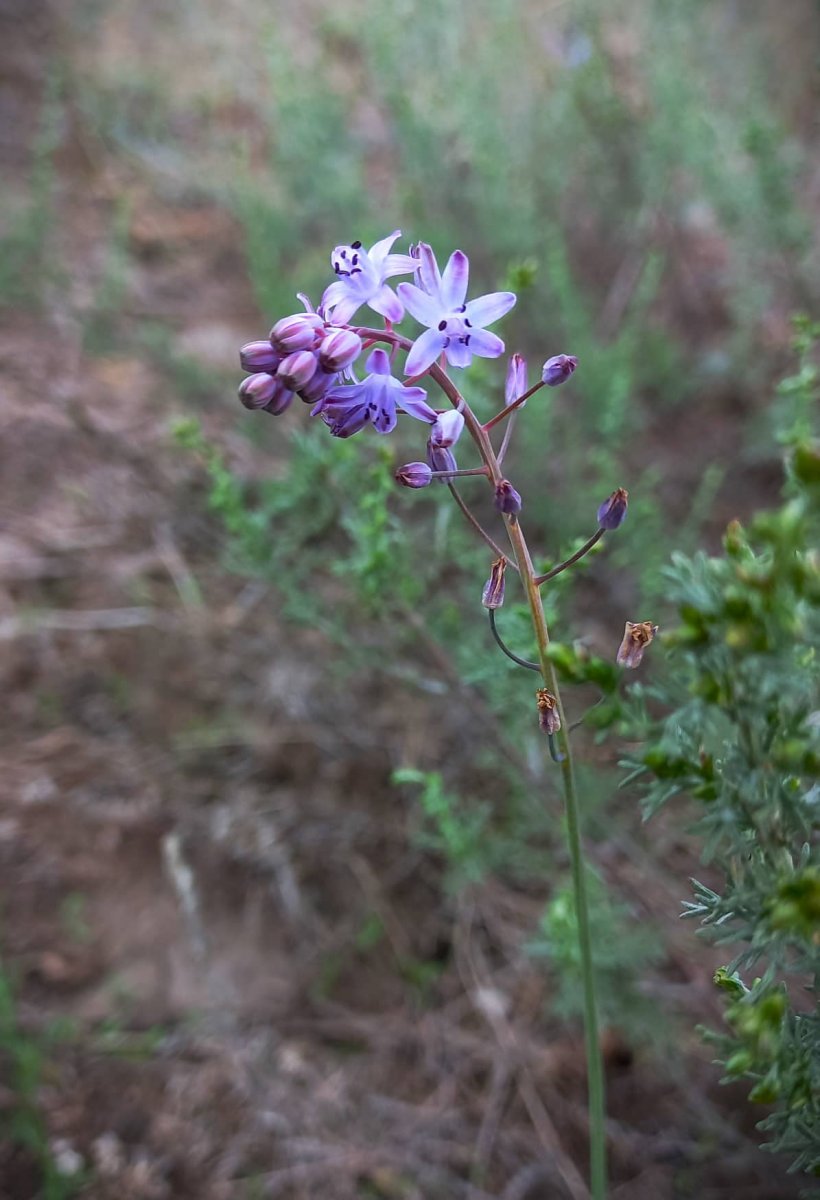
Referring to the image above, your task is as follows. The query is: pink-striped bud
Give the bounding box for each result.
[270,313,325,354]
[298,368,334,404]
[240,340,281,374]
[239,372,279,410]
[319,329,362,373]
[277,350,318,390]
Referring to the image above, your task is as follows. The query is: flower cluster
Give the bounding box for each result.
[239,309,363,417]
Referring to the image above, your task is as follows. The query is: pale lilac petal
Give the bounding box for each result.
[382,253,417,279]
[464,291,516,326]
[396,389,437,423]
[431,410,464,447]
[325,381,370,402]
[320,280,350,310]
[371,381,398,434]
[365,348,392,376]
[440,251,469,309]
[396,282,442,328]
[466,328,505,359]
[413,243,442,297]
[404,327,447,376]
[326,295,363,326]
[367,230,401,269]
[444,339,472,369]
[368,283,404,323]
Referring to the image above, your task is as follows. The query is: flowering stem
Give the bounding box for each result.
[535,529,605,586]
[497,409,517,467]
[431,466,488,479]
[354,324,606,1197]
[488,609,540,673]
[447,483,516,568]
[483,379,546,432]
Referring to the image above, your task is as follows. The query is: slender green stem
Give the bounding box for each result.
[535,529,605,586]
[355,325,607,1196]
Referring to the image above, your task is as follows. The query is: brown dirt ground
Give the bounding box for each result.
[0,3,813,1198]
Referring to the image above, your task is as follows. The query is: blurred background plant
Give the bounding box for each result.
[620,324,820,1177]
[1,0,819,1194]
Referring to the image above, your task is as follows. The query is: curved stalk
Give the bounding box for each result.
[355,325,607,1196]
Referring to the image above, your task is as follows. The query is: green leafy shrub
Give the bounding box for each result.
[624,326,820,1176]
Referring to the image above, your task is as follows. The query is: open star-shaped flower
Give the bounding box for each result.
[398,245,516,375]
[321,231,416,326]
[313,348,437,438]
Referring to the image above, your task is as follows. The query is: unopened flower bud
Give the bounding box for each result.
[277,350,318,390]
[395,462,433,489]
[427,442,457,478]
[264,382,295,416]
[240,340,281,374]
[597,487,628,530]
[430,409,465,449]
[270,313,325,354]
[319,329,362,373]
[536,688,561,734]
[494,479,522,515]
[616,620,658,669]
[482,557,507,609]
[542,354,578,387]
[505,353,528,406]
[239,372,279,410]
[298,368,333,404]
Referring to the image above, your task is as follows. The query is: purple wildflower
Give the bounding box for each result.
[536,688,561,735]
[395,462,433,489]
[597,487,629,530]
[542,354,578,387]
[314,348,436,438]
[321,231,416,325]
[398,245,516,375]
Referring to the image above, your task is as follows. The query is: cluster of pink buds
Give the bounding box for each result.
[239,310,363,418]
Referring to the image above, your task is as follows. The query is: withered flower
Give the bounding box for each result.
[616,620,658,669]
[536,688,561,734]
[482,557,507,609]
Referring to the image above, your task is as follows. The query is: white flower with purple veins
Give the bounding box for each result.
[314,349,436,438]
[321,231,417,326]
[398,244,516,376]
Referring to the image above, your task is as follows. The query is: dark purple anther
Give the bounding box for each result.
[494,479,522,515]
[395,462,433,489]
[541,354,578,387]
[597,487,628,530]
